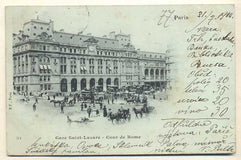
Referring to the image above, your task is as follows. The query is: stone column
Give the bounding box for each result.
[86,78,90,90]
[103,78,107,91]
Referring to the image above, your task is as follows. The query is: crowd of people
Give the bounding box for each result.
[28,90,155,123]
[15,86,165,124]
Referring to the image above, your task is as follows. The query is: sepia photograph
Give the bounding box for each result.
[5,5,235,155]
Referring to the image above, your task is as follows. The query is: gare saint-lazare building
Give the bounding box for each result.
[12,18,168,94]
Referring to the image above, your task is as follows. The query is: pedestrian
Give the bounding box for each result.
[61,102,65,113]
[108,98,110,104]
[96,109,99,116]
[108,109,112,117]
[87,106,92,118]
[112,98,114,104]
[103,106,107,117]
[35,97,38,104]
[48,96,50,100]
[33,102,37,112]
[53,95,56,100]
[80,102,84,108]
[84,103,87,108]
[100,102,103,110]
[153,94,155,99]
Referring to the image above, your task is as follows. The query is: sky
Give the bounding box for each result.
[6,6,180,53]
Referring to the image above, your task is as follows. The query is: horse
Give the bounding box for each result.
[133,107,144,118]
[121,109,131,121]
[109,112,121,124]
[50,100,63,107]
[66,99,74,106]
[126,99,135,104]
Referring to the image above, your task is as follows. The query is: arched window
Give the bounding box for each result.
[145,69,149,76]
[60,79,67,92]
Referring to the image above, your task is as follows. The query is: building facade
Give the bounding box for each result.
[12,18,168,94]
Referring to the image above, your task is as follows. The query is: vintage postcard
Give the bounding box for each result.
[6,5,235,155]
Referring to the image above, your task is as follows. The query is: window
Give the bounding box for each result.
[70,65,76,74]
[47,28,49,31]
[34,26,37,29]
[89,66,94,74]
[60,65,66,74]
[89,58,94,65]
[60,35,62,38]
[60,57,67,74]
[33,33,36,36]
[80,58,85,65]
[44,84,47,90]
[41,27,43,30]
[48,84,51,90]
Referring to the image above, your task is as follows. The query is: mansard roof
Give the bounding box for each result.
[53,31,124,50]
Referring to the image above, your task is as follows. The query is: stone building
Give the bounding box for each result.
[12,18,168,94]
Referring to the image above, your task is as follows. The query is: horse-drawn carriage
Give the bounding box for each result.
[133,105,155,118]
[108,108,131,124]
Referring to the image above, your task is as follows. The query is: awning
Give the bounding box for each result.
[39,65,43,69]
[47,65,51,70]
